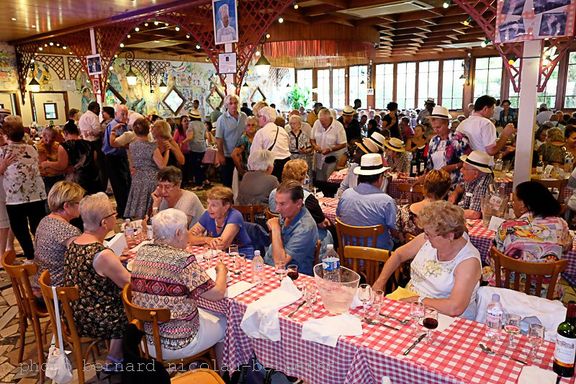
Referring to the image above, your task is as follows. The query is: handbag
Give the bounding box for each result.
[202,147,217,165]
[226,356,302,384]
[45,286,73,384]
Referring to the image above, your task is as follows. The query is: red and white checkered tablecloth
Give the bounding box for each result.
[190,248,573,384]
[319,197,338,222]
[327,168,348,184]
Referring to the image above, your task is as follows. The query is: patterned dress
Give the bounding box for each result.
[427,132,471,183]
[124,141,160,219]
[64,242,126,339]
[131,244,215,350]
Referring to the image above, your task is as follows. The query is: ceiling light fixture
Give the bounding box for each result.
[293,2,299,9]
[28,77,40,92]
[31,25,35,28]
[127,34,131,38]
[144,22,149,27]
[186,34,190,39]
[126,67,137,86]
[175,26,180,31]
[11,18,16,21]
[135,27,140,32]
[62,46,67,49]
[463,16,472,26]
[266,33,271,39]
[154,21,159,26]
[255,50,271,76]
[508,56,517,65]
[278,17,284,23]
[120,43,125,48]
[195,44,201,50]
[38,47,43,51]
[480,38,491,48]
[442,0,450,8]
[159,78,168,93]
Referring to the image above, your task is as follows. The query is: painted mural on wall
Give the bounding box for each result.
[75,71,95,112]
[0,42,18,90]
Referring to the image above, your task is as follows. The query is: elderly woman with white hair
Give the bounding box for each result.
[251,106,291,181]
[236,149,279,205]
[64,192,130,370]
[131,208,228,360]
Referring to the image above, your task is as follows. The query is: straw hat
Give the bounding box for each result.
[430,105,451,120]
[383,137,406,153]
[353,153,389,176]
[356,138,380,155]
[342,106,355,116]
[367,131,386,151]
[0,108,11,114]
[460,150,492,173]
[190,110,201,119]
[424,97,435,105]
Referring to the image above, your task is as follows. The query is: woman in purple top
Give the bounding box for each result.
[188,186,254,255]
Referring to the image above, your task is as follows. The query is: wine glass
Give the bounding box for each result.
[303,283,317,314]
[357,284,374,320]
[275,261,287,283]
[228,244,239,258]
[233,253,246,277]
[528,323,545,361]
[423,307,438,344]
[410,301,425,335]
[287,264,299,281]
[504,313,521,348]
[373,290,384,318]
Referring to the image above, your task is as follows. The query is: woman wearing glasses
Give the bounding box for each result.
[64,192,130,371]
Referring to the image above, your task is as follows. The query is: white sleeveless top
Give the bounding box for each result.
[407,233,481,320]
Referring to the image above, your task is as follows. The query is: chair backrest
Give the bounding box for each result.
[233,204,266,223]
[530,177,568,202]
[335,218,385,259]
[395,182,425,204]
[1,251,41,321]
[171,368,225,383]
[313,239,322,266]
[38,270,82,348]
[122,283,171,362]
[489,246,568,300]
[343,246,397,291]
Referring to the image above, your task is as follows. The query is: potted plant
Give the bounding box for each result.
[286,85,311,110]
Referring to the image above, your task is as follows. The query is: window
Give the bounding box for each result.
[509,65,559,108]
[349,65,368,108]
[566,52,576,108]
[296,69,313,93]
[316,69,330,107]
[473,57,503,100]
[442,59,465,110]
[332,68,345,108]
[375,64,394,109]
[396,62,417,110]
[417,61,439,108]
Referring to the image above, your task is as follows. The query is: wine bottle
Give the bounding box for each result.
[553,302,576,377]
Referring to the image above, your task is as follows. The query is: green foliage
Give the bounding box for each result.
[286,85,311,110]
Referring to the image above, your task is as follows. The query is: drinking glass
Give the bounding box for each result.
[303,283,317,314]
[504,313,521,348]
[423,307,438,343]
[287,264,299,281]
[275,261,287,283]
[410,301,425,335]
[228,244,239,258]
[358,284,374,320]
[373,290,385,318]
[233,253,246,277]
[528,323,545,361]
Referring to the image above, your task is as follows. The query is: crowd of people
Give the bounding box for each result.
[1,90,574,374]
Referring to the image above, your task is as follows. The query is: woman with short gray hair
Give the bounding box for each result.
[131,208,228,360]
[236,149,279,205]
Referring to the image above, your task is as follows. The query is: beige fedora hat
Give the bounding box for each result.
[460,150,492,173]
[353,153,389,176]
[383,137,406,153]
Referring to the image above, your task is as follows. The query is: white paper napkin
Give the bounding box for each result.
[205,267,255,298]
[301,313,363,347]
[104,233,126,256]
[436,313,456,333]
[517,365,557,384]
[240,277,302,341]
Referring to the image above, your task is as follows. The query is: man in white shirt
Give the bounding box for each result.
[251,106,291,181]
[310,108,347,181]
[457,95,516,162]
[78,101,102,142]
[536,103,554,126]
[215,4,236,43]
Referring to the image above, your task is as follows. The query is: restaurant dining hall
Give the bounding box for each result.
[2,0,576,383]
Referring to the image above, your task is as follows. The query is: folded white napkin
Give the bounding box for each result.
[205,267,254,298]
[517,365,557,384]
[104,233,126,256]
[436,313,456,333]
[301,313,363,347]
[240,277,302,341]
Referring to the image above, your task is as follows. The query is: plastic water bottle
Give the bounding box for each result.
[486,293,504,340]
[252,250,264,284]
[494,156,503,172]
[124,219,135,247]
[146,216,153,241]
[322,244,341,282]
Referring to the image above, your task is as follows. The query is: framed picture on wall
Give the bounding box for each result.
[86,54,103,76]
[162,87,186,115]
[43,103,58,120]
[213,0,239,45]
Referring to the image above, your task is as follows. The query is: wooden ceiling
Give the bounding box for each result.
[2,0,495,63]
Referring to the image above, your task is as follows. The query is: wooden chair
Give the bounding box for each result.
[335,217,384,257]
[343,246,400,292]
[530,177,568,202]
[395,182,425,204]
[233,204,266,223]
[1,251,50,383]
[171,368,225,383]
[489,246,568,300]
[38,270,103,384]
[121,284,216,371]
[313,239,322,266]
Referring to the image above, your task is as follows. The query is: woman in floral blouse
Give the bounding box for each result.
[0,116,47,259]
[487,181,572,298]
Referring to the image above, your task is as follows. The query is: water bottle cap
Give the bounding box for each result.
[254,250,260,256]
[326,244,334,250]
[491,293,500,302]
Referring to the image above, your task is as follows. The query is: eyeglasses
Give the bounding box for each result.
[157,182,176,191]
[101,211,117,221]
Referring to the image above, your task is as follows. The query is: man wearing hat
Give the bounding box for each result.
[417,98,435,126]
[456,95,516,161]
[427,105,471,183]
[337,105,361,145]
[336,153,397,250]
[383,137,409,174]
[337,132,389,197]
[448,150,494,219]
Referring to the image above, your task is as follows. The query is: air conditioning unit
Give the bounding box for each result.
[338,1,434,18]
